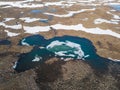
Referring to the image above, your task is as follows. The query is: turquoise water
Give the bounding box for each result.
[0,40,11,45]
[16,35,120,72]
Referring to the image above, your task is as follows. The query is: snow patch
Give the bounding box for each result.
[1,21,120,39]
[94,18,119,24]
[5,30,19,37]
[108,57,120,62]
[51,24,120,38]
[24,26,50,33]
[3,18,15,22]
[107,11,120,19]
[44,8,96,18]
[20,17,40,23]
[13,61,17,69]
[0,22,22,29]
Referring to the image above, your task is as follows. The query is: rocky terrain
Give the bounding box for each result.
[0,0,120,90]
[0,56,120,90]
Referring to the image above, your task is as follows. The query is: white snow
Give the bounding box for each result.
[20,17,49,23]
[94,18,119,24]
[0,0,72,8]
[0,0,120,8]
[0,1,67,8]
[51,24,120,38]
[20,17,40,23]
[44,1,65,6]
[0,0,43,8]
[0,22,22,29]
[1,20,120,39]
[3,18,15,22]
[107,11,120,19]
[13,61,17,69]
[5,30,20,37]
[104,3,120,6]
[24,26,50,33]
[108,57,120,62]
[44,8,96,18]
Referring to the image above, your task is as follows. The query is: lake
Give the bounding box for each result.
[14,35,120,72]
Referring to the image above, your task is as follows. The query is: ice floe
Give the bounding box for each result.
[46,40,87,59]
[32,55,42,62]
[47,40,64,48]
[21,39,30,46]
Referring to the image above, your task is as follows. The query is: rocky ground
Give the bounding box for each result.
[0,56,120,90]
[0,0,120,90]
